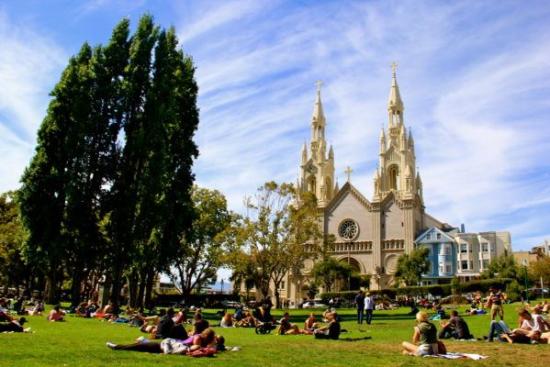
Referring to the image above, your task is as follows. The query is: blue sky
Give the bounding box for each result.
[1,0,549,252]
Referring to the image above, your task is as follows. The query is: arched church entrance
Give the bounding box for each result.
[338,257,362,290]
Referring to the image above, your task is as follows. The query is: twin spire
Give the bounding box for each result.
[387,62,404,113]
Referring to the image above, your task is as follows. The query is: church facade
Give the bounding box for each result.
[285,69,450,301]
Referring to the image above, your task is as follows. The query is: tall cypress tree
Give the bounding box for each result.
[19,14,199,307]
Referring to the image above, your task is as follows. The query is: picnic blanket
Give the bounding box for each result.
[424,353,488,360]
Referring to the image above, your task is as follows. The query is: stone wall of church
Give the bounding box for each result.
[382,201,404,240]
[326,192,373,242]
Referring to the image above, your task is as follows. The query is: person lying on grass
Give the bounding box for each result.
[402,311,446,356]
[47,305,65,322]
[106,328,224,355]
[0,317,29,332]
[500,308,547,344]
[313,312,340,340]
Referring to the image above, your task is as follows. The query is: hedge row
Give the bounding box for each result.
[319,278,514,302]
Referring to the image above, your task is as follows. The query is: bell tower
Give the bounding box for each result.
[297,81,336,207]
[374,63,422,202]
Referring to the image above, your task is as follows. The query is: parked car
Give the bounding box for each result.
[221,300,241,308]
[302,300,327,309]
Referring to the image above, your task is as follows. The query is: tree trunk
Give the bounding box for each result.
[45,272,59,304]
[136,269,147,309]
[144,268,155,309]
[127,270,139,308]
[70,270,83,307]
[110,268,123,313]
[274,288,281,309]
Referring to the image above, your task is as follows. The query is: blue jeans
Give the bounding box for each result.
[365,309,373,324]
[357,308,364,324]
[487,320,510,341]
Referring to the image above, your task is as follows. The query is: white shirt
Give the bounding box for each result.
[364,296,374,310]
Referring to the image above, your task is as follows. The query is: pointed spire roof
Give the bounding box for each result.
[387,62,404,112]
[312,80,325,125]
[379,127,386,141]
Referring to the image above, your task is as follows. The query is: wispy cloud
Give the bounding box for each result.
[178,0,550,250]
[0,10,66,189]
[0,1,549,251]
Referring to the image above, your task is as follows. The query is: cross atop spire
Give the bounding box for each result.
[391,61,398,76]
[345,166,353,182]
[316,80,323,92]
[387,61,404,114]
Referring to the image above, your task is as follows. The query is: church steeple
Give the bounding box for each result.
[298,81,335,208]
[388,62,404,127]
[311,80,326,143]
[374,65,419,200]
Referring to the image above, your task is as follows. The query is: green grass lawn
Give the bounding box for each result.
[1,303,549,366]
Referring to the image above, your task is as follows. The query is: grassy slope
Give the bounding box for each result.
[1,304,549,367]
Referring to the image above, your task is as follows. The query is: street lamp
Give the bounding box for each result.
[220,278,224,295]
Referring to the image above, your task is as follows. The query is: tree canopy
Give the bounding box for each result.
[17,14,199,307]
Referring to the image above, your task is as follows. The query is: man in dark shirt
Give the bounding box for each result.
[355,291,365,324]
[438,310,473,339]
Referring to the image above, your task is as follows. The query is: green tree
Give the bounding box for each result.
[311,257,352,292]
[19,15,199,308]
[529,256,550,287]
[481,254,520,280]
[171,187,231,300]
[226,183,322,308]
[0,191,29,293]
[395,247,430,286]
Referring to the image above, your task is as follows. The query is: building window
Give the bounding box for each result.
[461,260,468,270]
[482,259,489,268]
[460,244,467,253]
[482,243,488,252]
[491,244,496,252]
[469,244,473,252]
[446,264,452,273]
[469,260,473,269]
[439,265,444,274]
[280,281,285,290]
[443,245,450,255]
[426,234,431,240]
[436,233,441,240]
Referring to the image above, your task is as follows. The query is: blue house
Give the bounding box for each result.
[415,227,457,285]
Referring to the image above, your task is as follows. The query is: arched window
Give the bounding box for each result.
[308,176,316,194]
[388,165,399,190]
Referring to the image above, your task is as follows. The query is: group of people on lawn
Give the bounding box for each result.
[3,288,550,359]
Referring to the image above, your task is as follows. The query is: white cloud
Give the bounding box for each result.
[0,11,66,192]
[178,1,550,250]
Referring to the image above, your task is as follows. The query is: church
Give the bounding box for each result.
[286,67,451,299]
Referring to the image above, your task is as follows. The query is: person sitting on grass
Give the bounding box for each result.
[0,317,28,332]
[438,310,473,340]
[401,311,445,356]
[155,308,188,340]
[190,312,210,335]
[314,312,340,340]
[47,305,65,322]
[235,310,256,328]
[220,312,234,328]
[303,312,318,334]
[277,312,301,335]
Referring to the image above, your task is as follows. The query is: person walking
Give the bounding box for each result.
[355,291,365,324]
[364,292,374,325]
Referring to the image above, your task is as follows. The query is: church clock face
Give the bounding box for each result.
[338,219,359,240]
